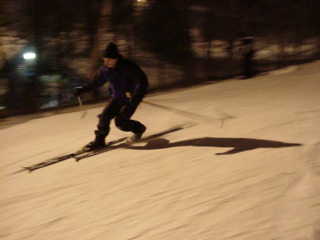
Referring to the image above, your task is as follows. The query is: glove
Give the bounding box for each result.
[74,86,85,97]
[125,92,133,100]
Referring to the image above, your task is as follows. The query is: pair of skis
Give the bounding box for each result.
[20,124,192,173]
[22,137,127,172]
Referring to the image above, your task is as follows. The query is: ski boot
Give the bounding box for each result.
[126,126,146,144]
[84,135,106,151]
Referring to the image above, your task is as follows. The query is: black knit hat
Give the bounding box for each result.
[103,42,120,58]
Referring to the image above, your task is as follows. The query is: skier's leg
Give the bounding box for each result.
[86,100,122,149]
[115,94,146,135]
[243,57,254,79]
[115,117,146,134]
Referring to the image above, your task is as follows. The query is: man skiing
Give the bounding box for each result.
[75,42,148,150]
[240,36,255,79]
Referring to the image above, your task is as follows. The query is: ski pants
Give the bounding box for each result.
[243,58,254,78]
[95,94,146,139]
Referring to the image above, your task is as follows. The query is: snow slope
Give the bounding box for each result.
[1,61,320,240]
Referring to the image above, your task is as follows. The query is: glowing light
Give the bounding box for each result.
[23,52,37,60]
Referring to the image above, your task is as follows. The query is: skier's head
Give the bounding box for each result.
[103,42,120,68]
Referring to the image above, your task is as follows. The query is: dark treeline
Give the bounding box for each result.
[0,0,320,116]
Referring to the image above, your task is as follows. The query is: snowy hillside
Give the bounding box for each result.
[1,61,320,240]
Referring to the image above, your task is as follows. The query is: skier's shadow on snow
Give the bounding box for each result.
[129,137,302,155]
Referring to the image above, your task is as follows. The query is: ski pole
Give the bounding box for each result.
[77,96,87,119]
[77,96,82,106]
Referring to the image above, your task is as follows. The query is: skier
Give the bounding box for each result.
[240,36,255,79]
[75,42,148,150]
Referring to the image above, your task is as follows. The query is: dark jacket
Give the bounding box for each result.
[82,58,148,102]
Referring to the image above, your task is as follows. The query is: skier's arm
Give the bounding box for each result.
[75,68,108,95]
[130,64,148,96]
[135,70,148,95]
[111,82,130,104]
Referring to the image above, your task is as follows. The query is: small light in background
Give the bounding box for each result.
[23,52,37,60]
[137,0,147,3]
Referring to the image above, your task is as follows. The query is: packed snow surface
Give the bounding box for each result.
[1,61,320,240]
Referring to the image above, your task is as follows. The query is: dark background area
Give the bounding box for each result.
[0,0,320,117]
